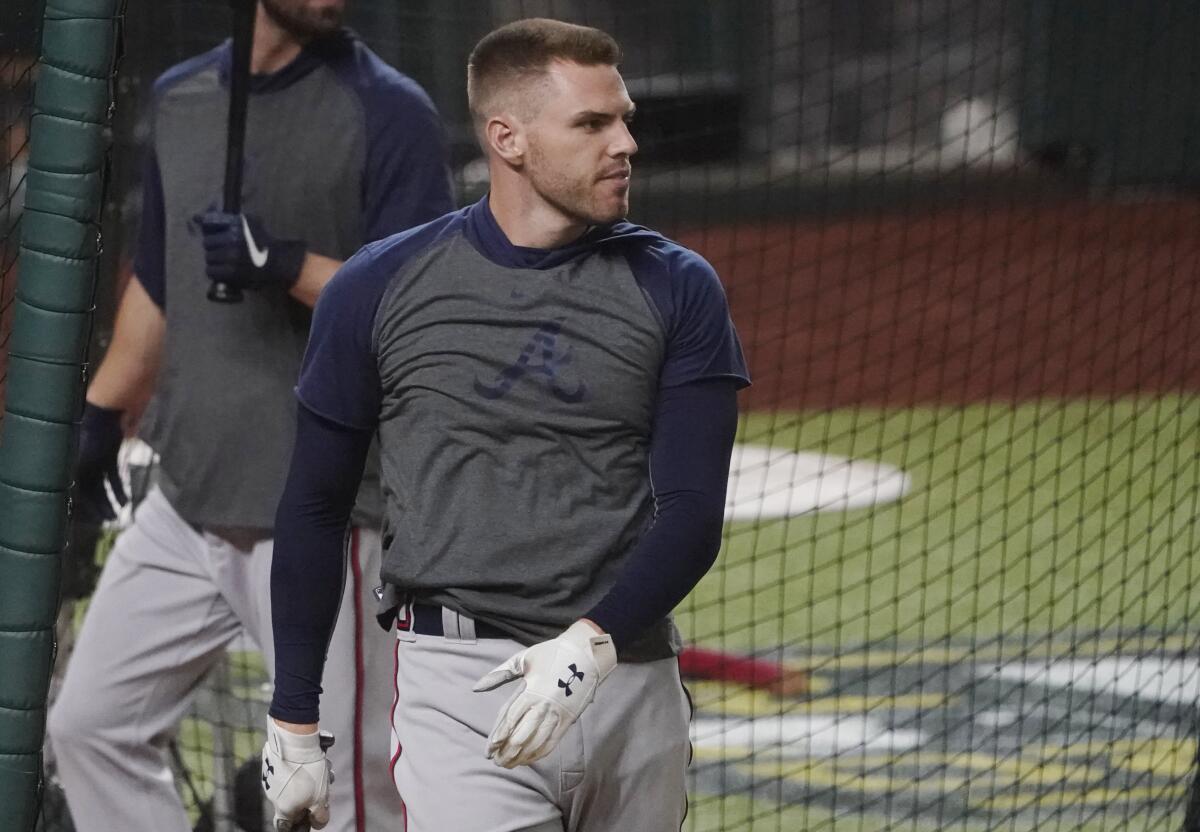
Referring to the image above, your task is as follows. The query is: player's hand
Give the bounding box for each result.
[261,719,334,831]
[195,210,307,290]
[473,620,617,768]
[73,402,127,524]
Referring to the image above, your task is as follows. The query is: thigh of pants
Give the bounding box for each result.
[390,630,690,832]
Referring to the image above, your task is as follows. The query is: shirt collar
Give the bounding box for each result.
[463,195,612,271]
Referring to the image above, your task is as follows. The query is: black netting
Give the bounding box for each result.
[31,2,1200,831]
[0,0,40,421]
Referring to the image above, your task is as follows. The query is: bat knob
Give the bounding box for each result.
[207,281,244,304]
[318,730,335,752]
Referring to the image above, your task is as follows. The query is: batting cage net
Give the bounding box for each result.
[0,3,38,423]
[9,0,1200,830]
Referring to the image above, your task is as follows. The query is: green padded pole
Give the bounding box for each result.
[0,2,122,828]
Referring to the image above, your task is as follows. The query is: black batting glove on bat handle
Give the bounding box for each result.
[196,211,307,290]
[74,402,127,523]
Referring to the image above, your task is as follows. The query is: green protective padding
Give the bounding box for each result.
[8,300,92,366]
[0,0,120,825]
[0,547,59,631]
[9,251,97,314]
[45,0,122,21]
[22,167,103,222]
[27,112,105,176]
[0,414,76,492]
[3,358,86,424]
[0,760,40,832]
[20,207,99,262]
[40,15,118,80]
[0,482,69,555]
[32,64,111,124]
[0,630,55,714]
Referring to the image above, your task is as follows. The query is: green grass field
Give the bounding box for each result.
[681,396,1200,650]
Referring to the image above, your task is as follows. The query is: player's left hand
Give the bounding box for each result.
[195,210,307,290]
[261,719,335,831]
[473,620,617,768]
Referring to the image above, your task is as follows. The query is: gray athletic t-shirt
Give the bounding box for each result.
[296,199,749,660]
[133,31,453,528]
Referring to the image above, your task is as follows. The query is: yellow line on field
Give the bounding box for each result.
[799,634,1193,671]
[741,760,950,794]
[699,748,1097,789]
[976,785,1186,811]
[688,681,948,716]
[1059,738,1195,777]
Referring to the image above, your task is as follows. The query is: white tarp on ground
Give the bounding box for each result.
[726,445,911,521]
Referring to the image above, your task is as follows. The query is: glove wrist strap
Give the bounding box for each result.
[562,620,618,680]
[81,401,124,447]
[267,718,325,763]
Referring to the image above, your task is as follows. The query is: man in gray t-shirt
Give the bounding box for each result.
[46,2,453,831]
[263,18,748,832]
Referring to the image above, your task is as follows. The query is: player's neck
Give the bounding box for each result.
[250,8,306,75]
[488,175,588,250]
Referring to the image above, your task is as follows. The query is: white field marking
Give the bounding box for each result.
[690,712,923,758]
[938,97,1019,167]
[725,445,911,521]
[983,655,1200,707]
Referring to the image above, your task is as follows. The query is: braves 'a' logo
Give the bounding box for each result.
[474,320,587,403]
[558,664,585,696]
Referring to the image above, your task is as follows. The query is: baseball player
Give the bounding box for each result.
[46,1,453,831]
[262,17,749,832]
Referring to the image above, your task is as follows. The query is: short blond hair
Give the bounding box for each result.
[467,18,622,125]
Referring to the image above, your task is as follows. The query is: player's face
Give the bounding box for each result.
[260,0,345,38]
[523,61,637,226]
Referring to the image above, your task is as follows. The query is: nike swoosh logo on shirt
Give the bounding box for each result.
[242,216,269,268]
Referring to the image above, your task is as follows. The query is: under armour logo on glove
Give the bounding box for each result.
[474,621,617,768]
[260,720,335,830]
[557,664,585,696]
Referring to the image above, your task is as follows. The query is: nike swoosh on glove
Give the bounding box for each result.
[473,620,617,768]
[261,719,334,831]
[195,210,307,290]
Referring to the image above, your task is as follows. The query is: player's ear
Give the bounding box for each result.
[485,114,525,167]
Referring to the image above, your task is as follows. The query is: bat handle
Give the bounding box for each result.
[290,733,336,832]
[207,280,244,303]
[318,730,335,752]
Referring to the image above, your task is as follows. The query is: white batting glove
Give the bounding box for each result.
[473,620,618,768]
[261,719,334,831]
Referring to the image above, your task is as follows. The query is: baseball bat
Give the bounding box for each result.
[207,0,256,304]
[292,732,336,832]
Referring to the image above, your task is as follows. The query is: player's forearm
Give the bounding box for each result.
[86,275,165,412]
[287,252,344,308]
[584,380,739,647]
[269,403,373,724]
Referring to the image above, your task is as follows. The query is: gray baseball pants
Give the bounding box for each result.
[47,487,402,832]
[390,609,692,832]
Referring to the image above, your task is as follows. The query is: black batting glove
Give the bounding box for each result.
[195,211,307,290]
[73,402,127,524]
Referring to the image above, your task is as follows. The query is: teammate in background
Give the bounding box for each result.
[46,1,453,830]
[263,17,747,831]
